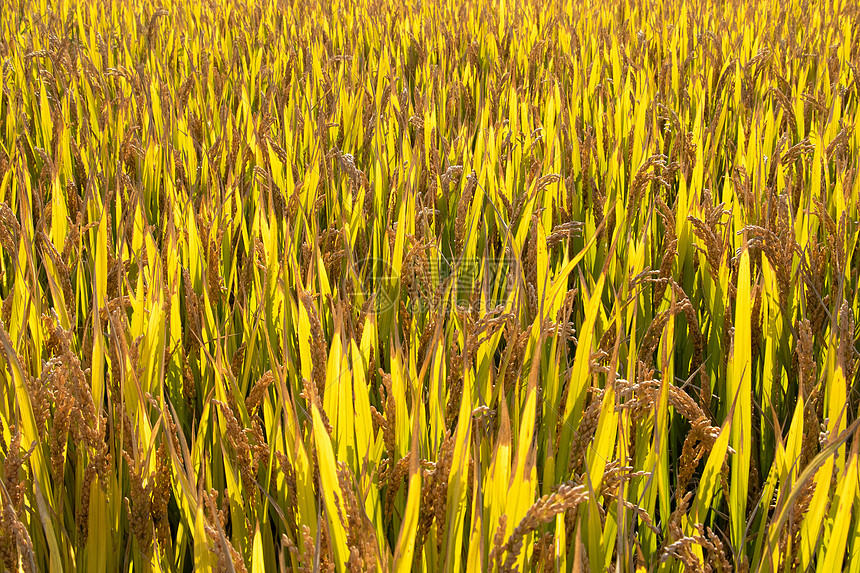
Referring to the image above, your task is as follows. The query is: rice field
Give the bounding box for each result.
[0,0,859,570]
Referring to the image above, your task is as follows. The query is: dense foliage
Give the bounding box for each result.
[0,0,859,570]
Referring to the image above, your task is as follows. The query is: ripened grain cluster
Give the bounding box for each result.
[0,0,858,571]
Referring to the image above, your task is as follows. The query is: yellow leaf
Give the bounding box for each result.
[312,403,349,570]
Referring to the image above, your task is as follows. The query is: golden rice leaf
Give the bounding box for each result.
[817,438,858,572]
[312,402,349,569]
[692,416,732,526]
[442,363,472,572]
[251,524,265,573]
[556,272,606,482]
[728,241,752,550]
[392,409,422,572]
[194,504,215,573]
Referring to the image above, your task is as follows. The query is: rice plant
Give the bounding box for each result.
[0,0,858,571]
